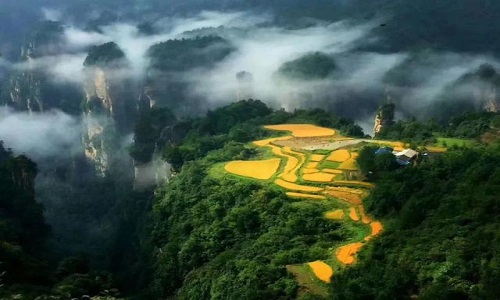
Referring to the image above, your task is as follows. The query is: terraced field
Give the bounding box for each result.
[222,124,385,295]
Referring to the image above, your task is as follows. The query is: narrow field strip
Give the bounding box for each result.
[282,147,306,183]
[357,205,372,224]
[325,209,345,220]
[349,207,360,221]
[333,181,375,188]
[287,192,326,200]
[253,136,293,147]
[323,169,344,174]
[266,145,300,182]
[264,124,336,138]
[303,172,336,183]
[310,154,326,162]
[302,168,320,174]
[275,179,324,192]
[365,221,383,241]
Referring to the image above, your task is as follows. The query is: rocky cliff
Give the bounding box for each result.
[4,21,82,114]
[82,65,136,177]
[456,64,500,113]
[373,103,395,136]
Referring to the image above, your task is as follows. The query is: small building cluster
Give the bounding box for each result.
[375,147,419,166]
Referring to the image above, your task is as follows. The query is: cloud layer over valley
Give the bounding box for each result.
[2,8,500,153]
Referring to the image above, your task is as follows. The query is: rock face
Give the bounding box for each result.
[458,64,500,113]
[480,86,499,112]
[373,103,395,136]
[82,66,136,177]
[474,66,500,112]
[4,21,82,114]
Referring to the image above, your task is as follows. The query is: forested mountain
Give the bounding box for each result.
[1,0,500,299]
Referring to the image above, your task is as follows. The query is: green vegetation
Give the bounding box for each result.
[147,36,234,72]
[163,100,364,170]
[84,42,126,67]
[332,145,500,299]
[446,112,500,139]
[130,108,177,163]
[0,142,49,291]
[436,137,475,148]
[278,52,337,81]
[376,117,437,144]
[376,112,500,145]
[150,160,347,299]
[0,142,123,299]
[319,161,340,170]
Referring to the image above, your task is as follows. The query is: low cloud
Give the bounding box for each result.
[0,107,83,158]
[9,9,500,128]
[42,7,62,21]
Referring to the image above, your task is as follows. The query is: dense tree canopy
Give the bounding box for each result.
[332,145,500,299]
[278,52,337,81]
[84,42,126,67]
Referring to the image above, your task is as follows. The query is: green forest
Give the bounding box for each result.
[3,99,500,299]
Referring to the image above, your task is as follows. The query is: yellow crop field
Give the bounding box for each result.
[303,173,335,183]
[357,205,372,224]
[326,190,362,205]
[302,168,319,174]
[334,181,375,188]
[365,221,383,241]
[307,162,319,169]
[268,148,299,182]
[264,124,336,137]
[282,147,305,182]
[225,158,281,180]
[338,153,359,170]
[426,146,447,153]
[310,154,325,162]
[349,207,360,221]
[326,186,366,195]
[275,179,324,192]
[308,261,333,283]
[222,123,387,284]
[323,169,343,174]
[336,242,363,265]
[253,136,292,147]
[286,192,326,200]
[325,209,344,220]
[371,140,405,149]
[327,149,350,162]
